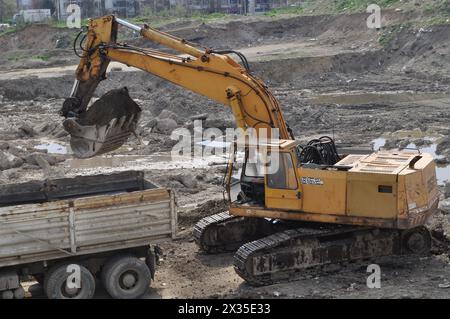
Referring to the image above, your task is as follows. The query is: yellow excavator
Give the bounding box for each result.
[62,15,439,285]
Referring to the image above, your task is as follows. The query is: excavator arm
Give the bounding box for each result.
[62,15,293,158]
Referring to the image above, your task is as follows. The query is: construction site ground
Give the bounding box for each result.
[1,6,450,298]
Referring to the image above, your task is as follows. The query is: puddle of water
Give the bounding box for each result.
[372,138,386,151]
[35,142,67,155]
[371,138,450,185]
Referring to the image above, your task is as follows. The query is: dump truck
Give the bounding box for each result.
[0,171,177,299]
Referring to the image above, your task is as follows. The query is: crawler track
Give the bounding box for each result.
[195,214,432,286]
[193,212,258,253]
[233,226,432,286]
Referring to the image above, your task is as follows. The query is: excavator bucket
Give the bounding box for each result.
[63,88,142,158]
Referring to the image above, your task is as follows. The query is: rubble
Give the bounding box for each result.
[17,123,37,137]
[445,182,450,199]
[23,153,65,166]
[0,151,23,170]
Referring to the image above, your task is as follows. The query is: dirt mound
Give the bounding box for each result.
[179,199,228,226]
[383,24,450,79]
[0,25,74,52]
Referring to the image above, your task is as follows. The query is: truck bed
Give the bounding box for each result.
[0,171,177,268]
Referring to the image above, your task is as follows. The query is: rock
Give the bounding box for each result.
[158,110,179,123]
[33,154,51,171]
[439,198,450,214]
[4,169,20,181]
[204,115,235,131]
[0,142,23,157]
[176,174,198,189]
[435,157,449,165]
[436,137,450,156]
[35,122,59,134]
[401,66,413,74]
[190,113,208,121]
[0,171,7,184]
[167,180,183,189]
[445,182,450,198]
[54,129,69,138]
[138,119,158,137]
[24,153,65,166]
[154,118,178,135]
[0,151,24,171]
[18,123,37,137]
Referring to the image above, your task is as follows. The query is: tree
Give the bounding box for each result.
[208,0,221,13]
[41,0,55,14]
[0,0,17,22]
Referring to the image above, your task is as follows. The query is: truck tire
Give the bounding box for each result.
[101,255,151,299]
[13,286,25,299]
[1,290,14,299]
[45,264,96,299]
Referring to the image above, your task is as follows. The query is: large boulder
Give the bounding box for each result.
[175,174,198,189]
[17,123,37,137]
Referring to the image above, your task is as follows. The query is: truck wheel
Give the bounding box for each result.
[1,290,14,299]
[101,255,151,299]
[45,264,96,299]
[13,286,25,299]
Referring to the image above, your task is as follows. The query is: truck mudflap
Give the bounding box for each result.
[63,88,141,158]
[145,246,163,280]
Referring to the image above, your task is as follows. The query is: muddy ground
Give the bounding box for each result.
[1,10,450,298]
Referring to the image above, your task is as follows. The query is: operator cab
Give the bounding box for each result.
[230,137,345,207]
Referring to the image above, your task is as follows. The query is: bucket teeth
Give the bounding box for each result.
[63,88,142,158]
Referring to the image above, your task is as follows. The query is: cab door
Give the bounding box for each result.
[265,152,302,211]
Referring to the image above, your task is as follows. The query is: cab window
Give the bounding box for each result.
[267,153,298,190]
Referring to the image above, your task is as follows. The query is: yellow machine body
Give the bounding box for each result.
[230,141,439,230]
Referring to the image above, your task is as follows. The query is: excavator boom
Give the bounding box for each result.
[62,15,292,158]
